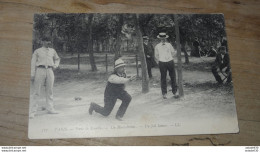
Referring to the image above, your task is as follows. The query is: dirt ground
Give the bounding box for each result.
[28,56,239,139]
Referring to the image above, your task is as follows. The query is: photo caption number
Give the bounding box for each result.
[174,123,181,127]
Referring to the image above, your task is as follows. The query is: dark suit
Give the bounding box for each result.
[211,53,232,83]
[143,43,154,78]
[191,40,201,57]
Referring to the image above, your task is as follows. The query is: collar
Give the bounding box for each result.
[115,72,125,77]
[42,47,50,50]
[160,42,166,46]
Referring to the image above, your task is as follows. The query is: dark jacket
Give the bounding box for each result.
[213,53,230,71]
[144,43,153,60]
[104,72,127,98]
[144,43,157,67]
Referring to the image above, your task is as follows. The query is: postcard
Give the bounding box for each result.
[28,13,239,139]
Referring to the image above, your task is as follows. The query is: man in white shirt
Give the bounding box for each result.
[154,33,177,99]
[30,38,60,118]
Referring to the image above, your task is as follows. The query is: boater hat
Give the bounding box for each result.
[114,58,126,69]
[157,32,169,39]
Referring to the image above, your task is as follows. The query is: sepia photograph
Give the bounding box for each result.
[28,13,239,139]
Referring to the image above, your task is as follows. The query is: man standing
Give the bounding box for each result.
[30,38,60,119]
[155,33,178,99]
[89,59,136,121]
[143,35,155,78]
[211,46,232,84]
[191,37,201,57]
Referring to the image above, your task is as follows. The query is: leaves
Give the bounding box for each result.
[33,13,226,54]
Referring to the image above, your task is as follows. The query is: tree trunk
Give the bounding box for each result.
[174,14,184,97]
[77,52,80,71]
[115,14,124,60]
[99,40,103,52]
[135,14,149,93]
[181,42,189,64]
[88,14,97,71]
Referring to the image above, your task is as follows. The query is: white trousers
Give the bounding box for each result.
[30,67,55,114]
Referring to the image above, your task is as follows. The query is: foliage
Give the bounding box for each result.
[33,13,227,54]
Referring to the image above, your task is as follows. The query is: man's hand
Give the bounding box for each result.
[129,75,137,81]
[52,65,58,70]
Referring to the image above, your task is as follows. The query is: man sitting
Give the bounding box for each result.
[211,46,232,84]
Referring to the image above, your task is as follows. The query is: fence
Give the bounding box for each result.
[59,53,141,77]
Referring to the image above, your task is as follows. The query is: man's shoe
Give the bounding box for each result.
[163,94,167,99]
[116,115,123,121]
[48,109,59,114]
[89,103,94,115]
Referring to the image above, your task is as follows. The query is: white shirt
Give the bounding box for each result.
[154,42,176,62]
[108,74,129,84]
[31,47,60,76]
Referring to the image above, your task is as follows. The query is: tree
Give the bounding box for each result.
[87,14,97,71]
[178,14,192,64]
[135,14,149,93]
[115,14,124,59]
[174,14,184,97]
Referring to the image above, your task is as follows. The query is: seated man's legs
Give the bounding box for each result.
[212,66,223,84]
[225,68,232,83]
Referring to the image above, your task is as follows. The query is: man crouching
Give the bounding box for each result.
[88,58,136,121]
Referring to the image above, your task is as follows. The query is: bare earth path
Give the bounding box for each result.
[28,58,238,139]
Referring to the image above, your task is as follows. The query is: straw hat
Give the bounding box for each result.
[114,58,126,69]
[157,32,169,38]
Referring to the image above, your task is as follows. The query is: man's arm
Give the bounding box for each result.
[53,50,60,68]
[169,43,177,57]
[108,74,130,84]
[31,50,38,80]
[154,45,159,63]
[149,44,155,57]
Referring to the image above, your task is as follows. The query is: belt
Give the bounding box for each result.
[159,60,173,63]
[37,65,53,69]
